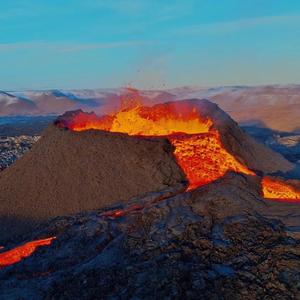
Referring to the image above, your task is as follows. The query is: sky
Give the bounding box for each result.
[1,0,300,90]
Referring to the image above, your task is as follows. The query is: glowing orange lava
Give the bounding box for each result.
[262,177,300,201]
[59,89,300,201]
[170,133,254,189]
[0,237,55,268]
[69,103,213,135]
[101,204,143,219]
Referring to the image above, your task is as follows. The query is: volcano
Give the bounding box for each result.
[56,98,294,188]
[0,97,298,244]
[1,97,300,298]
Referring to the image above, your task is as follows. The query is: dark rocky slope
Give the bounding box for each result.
[1,173,300,299]
[0,125,185,243]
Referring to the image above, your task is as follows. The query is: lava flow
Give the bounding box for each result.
[262,177,300,201]
[170,133,254,189]
[101,204,144,219]
[59,89,300,201]
[0,237,55,268]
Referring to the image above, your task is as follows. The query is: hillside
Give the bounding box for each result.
[0,125,185,243]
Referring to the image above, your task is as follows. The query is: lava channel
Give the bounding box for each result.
[0,237,56,268]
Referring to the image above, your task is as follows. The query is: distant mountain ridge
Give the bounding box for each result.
[1,85,300,132]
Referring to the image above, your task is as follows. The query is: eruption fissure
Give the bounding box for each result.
[101,204,144,219]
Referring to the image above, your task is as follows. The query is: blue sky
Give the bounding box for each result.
[1,0,300,90]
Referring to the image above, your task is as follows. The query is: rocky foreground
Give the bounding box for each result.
[1,99,300,299]
[0,135,39,170]
[1,173,300,299]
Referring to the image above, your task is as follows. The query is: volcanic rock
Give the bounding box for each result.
[0,125,186,243]
[1,98,299,299]
[1,173,300,299]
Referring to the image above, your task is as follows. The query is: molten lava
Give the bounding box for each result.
[101,204,144,219]
[170,133,254,189]
[0,237,55,268]
[59,89,300,201]
[68,103,213,135]
[262,177,300,201]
